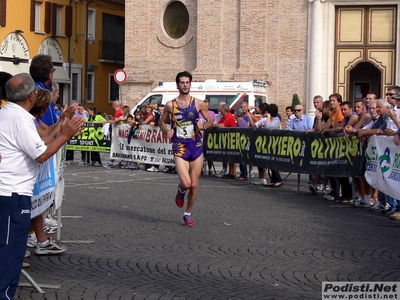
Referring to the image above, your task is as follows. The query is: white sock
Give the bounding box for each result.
[184,212,191,216]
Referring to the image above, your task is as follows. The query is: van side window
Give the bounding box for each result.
[206,95,249,113]
[255,95,267,107]
[140,94,163,108]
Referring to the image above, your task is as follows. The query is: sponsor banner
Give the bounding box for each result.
[365,136,400,200]
[204,128,365,176]
[54,145,67,210]
[31,155,56,218]
[322,281,400,299]
[110,124,175,166]
[66,123,111,152]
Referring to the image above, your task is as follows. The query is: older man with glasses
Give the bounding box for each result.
[288,105,313,131]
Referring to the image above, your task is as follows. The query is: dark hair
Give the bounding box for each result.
[0,72,12,99]
[323,100,330,109]
[29,54,54,83]
[285,106,294,112]
[175,71,192,85]
[127,114,134,119]
[88,106,97,114]
[354,99,366,107]
[329,93,343,103]
[340,101,352,108]
[259,103,270,115]
[267,103,278,117]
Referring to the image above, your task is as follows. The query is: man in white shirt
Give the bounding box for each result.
[0,73,84,300]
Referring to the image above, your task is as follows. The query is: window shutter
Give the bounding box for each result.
[0,0,6,27]
[44,2,51,33]
[65,5,72,37]
[51,3,57,34]
[30,0,35,31]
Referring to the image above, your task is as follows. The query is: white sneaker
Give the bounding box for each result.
[250,171,255,178]
[355,196,372,207]
[35,237,66,255]
[93,161,102,167]
[147,166,159,172]
[324,194,335,201]
[78,160,86,166]
[27,233,37,248]
[216,169,228,178]
[253,178,267,185]
[44,217,58,229]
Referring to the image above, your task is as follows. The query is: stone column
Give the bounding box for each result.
[307,0,326,115]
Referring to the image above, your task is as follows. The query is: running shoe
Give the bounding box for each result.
[35,237,66,255]
[175,188,185,208]
[309,184,317,195]
[27,233,37,248]
[183,215,194,227]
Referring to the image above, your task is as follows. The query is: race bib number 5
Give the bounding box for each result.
[177,124,195,138]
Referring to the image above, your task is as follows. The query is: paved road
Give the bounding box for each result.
[17,160,400,300]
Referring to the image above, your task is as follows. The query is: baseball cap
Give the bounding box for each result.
[393,92,400,100]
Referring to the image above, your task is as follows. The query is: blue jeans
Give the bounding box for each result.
[239,163,248,178]
[0,194,31,300]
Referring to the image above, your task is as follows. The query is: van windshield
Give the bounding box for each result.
[137,94,163,111]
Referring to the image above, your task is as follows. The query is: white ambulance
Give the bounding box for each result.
[131,79,269,114]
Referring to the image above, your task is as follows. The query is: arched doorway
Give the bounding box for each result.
[349,62,381,103]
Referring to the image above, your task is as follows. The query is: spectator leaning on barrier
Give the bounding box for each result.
[214,103,237,179]
[0,73,84,300]
[285,106,295,129]
[320,94,350,202]
[289,104,313,131]
[365,92,377,106]
[255,103,283,187]
[234,108,249,181]
[308,97,330,194]
[199,99,217,176]
[215,101,229,178]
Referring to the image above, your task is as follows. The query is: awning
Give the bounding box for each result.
[0,61,30,75]
[53,66,70,84]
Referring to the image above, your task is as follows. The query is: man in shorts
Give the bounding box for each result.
[159,71,213,227]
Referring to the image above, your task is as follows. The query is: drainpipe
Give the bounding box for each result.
[82,0,94,106]
[67,0,72,105]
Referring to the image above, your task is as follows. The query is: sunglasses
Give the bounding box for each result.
[386,93,395,96]
[294,109,302,112]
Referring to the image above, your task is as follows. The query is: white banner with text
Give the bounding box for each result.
[110,124,175,166]
[365,136,400,200]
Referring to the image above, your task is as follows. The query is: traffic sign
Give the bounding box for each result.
[114,69,127,84]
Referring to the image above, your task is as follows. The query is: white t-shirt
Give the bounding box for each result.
[386,106,400,130]
[0,102,47,196]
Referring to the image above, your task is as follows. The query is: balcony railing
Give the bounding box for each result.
[99,41,124,62]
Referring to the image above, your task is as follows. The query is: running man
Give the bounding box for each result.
[159,71,213,227]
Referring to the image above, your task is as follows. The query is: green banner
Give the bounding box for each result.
[66,123,111,152]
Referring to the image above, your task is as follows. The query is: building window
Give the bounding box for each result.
[88,8,96,42]
[163,1,189,39]
[86,73,94,103]
[35,2,42,32]
[55,5,62,35]
[109,74,119,103]
[101,13,124,61]
[72,73,79,101]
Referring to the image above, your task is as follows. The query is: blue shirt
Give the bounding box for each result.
[36,82,58,126]
[289,114,313,131]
